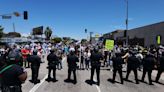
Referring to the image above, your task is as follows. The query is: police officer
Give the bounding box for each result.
[80,52,84,70]
[0,56,27,92]
[46,49,58,82]
[7,46,23,67]
[141,52,156,85]
[65,48,79,84]
[125,50,140,84]
[112,52,124,84]
[104,50,109,67]
[90,47,103,86]
[155,52,164,83]
[28,50,41,84]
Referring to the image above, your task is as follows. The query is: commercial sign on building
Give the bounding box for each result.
[105,39,114,50]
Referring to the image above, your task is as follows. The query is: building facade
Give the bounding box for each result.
[103,22,164,47]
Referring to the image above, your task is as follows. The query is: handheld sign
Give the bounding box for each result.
[157,35,161,45]
[105,39,114,50]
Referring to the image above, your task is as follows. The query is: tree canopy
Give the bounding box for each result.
[0,26,4,38]
[51,37,62,43]
[44,27,52,40]
[5,32,21,37]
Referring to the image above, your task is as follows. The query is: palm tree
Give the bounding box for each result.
[0,26,4,38]
[44,27,52,40]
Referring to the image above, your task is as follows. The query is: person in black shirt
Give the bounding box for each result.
[104,50,109,67]
[80,52,84,70]
[112,53,124,84]
[125,51,140,84]
[65,49,79,84]
[0,56,27,92]
[90,48,103,86]
[28,50,41,84]
[141,52,156,85]
[46,49,59,82]
[156,52,164,83]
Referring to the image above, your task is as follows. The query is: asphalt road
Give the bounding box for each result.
[22,57,164,92]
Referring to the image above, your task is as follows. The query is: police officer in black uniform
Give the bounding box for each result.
[141,52,156,85]
[125,50,140,84]
[155,52,164,83]
[65,49,79,84]
[28,50,41,84]
[0,56,27,92]
[7,46,23,67]
[112,52,124,84]
[90,47,103,86]
[46,49,58,82]
[104,50,109,67]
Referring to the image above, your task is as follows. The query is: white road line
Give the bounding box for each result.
[95,85,101,92]
[94,78,101,92]
[29,74,48,92]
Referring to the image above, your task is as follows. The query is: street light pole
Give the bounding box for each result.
[90,32,93,44]
[13,23,16,32]
[125,0,129,46]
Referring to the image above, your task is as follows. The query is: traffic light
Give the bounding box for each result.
[24,11,28,20]
[85,29,87,33]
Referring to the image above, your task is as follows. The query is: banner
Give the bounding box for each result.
[105,39,114,50]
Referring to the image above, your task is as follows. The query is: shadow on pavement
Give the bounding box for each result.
[139,80,148,84]
[107,78,121,84]
[64,79,77,84]
[100,68,111,71]
[124,78,135,84]
[156,82,164,85]
[152,80,164,85]
[85,79,97,86]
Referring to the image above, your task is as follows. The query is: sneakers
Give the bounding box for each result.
[52,79,58,82]
[34,80,40,84]
[45,78,52,82]
[64,79,71,82]
[29,79,40,84]
[45,78,58,82]
[97,82,100,86]
[73,80,77,84]
[29,80,34,83]
[136,81,139,84]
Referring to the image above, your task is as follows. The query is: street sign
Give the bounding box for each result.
[2,15,12,19]
[105,39,114,50]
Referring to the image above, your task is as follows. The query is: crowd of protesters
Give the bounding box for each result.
[0,41,164,92]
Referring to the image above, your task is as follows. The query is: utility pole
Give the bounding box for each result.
[125,0,129,46]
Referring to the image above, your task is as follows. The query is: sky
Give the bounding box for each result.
[0,0,164,40]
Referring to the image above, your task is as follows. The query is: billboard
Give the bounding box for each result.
[32,26,43,35]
